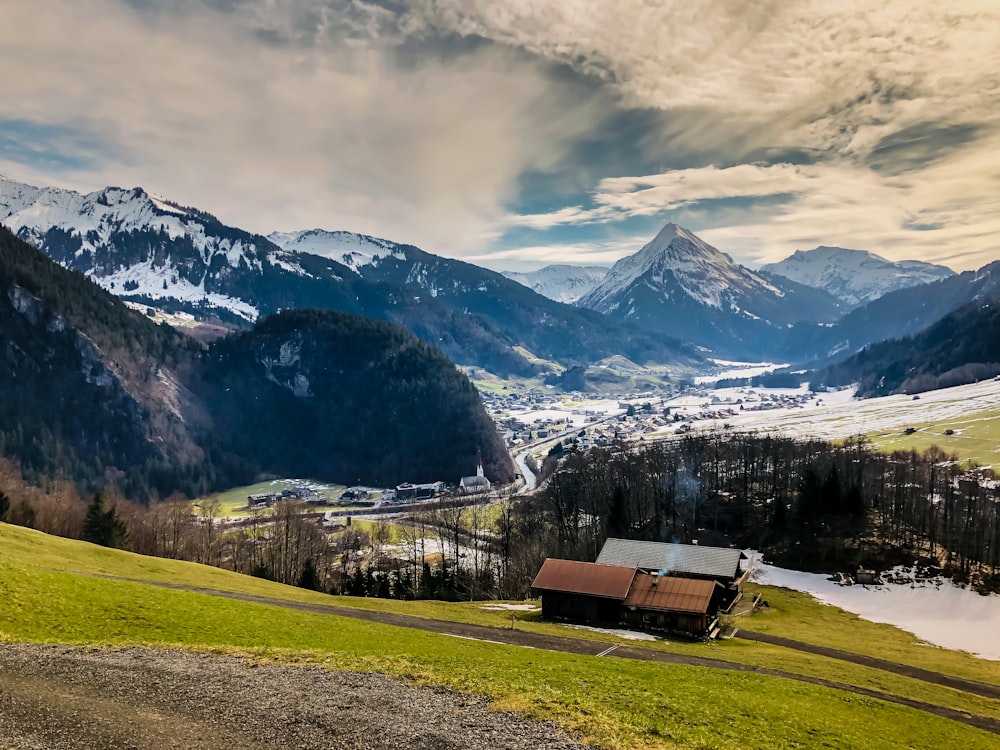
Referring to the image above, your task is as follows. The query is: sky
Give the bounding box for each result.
[2,1,999,272]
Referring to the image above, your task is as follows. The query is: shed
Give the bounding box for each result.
[623,572,723,636]
[531,559,636,624]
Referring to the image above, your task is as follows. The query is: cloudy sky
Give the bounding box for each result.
[3,1,999,271]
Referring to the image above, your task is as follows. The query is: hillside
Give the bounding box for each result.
[1,523,997,750]
[202,308,514,485]
[0,227,512,496]
[0,225,204,496]
[815,298,1000,397]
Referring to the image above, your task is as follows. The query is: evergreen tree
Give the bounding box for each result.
[0,490,9,523]
[297,558,322,591]
[82,492,129,549]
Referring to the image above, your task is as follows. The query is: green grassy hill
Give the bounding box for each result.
[1,522,997,749]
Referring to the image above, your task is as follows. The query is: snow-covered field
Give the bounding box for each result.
[693,359,788,385]
[746,551,1000,660]
[657,377,1000,450]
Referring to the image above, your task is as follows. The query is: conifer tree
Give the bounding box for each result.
[82,492,129,549]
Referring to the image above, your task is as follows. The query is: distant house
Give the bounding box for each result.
[596,538,748,609]
[395,481,446,501]
[530,558,724,637]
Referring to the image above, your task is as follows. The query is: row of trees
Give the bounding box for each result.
[528,433,1000,584]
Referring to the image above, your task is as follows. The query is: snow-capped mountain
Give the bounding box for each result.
[577,223,841,356]
[0,174,335,322]
[0,177,698,379]
[267,228,404,272]
[759,246,954,308]
[501,264,608,303]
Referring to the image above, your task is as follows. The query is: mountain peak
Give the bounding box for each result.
[760,246,955,308]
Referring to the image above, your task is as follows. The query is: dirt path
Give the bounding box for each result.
[97,577,1000,736]
[0,645,596,750]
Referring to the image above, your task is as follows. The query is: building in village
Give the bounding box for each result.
[596,538,748,609]
[459,452,491,494]
[530,557,726,638]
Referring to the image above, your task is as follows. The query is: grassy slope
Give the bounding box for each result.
[1,523,998,749]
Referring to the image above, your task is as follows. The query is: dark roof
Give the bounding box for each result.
[530,559,636,600]
[624,573,719,615]
[596,539,744,579]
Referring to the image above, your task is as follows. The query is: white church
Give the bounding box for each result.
[459,452,491,494]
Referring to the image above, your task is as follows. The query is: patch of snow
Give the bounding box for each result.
[480,603,540,612]
[267,228,404,271]
[564,624,660,641]
[745,550,1000,660]
[694,360,787,384]
[97,260,259,321]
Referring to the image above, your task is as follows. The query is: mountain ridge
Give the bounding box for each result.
[576,223,842,357]
[1,177,701,382]
[760,246,954,308]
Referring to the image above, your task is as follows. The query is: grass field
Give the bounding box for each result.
[2,523,999,748]
[865,409,1000,468]
[194,478,352,517]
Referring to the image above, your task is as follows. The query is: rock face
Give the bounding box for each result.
[760,246,954,309]
[577,223,840,357]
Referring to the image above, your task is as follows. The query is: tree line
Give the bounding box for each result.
[3,428,998,599]
[524,432,999,589]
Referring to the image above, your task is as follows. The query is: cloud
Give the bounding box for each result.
[0,0,605,252]
[2,1,998,272]
[411,1,1000,160]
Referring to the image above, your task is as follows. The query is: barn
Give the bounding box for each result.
[530,558,724,637]
[530,559,636,624]
[596,538,748,609]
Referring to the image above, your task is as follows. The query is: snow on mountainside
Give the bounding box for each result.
[580,223,783,313]
[0,175,271,320]
[759,246,954,308]
[576,223,842,358]
[267,228,405,271]
[501,264,608,303]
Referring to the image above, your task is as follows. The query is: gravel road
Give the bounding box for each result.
[0,644,597,750]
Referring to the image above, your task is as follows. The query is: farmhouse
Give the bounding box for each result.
[596,538,748,608]
[530,558,724,637]
[395,481,446,501]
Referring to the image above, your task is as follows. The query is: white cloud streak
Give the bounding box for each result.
[0,0,602,253]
